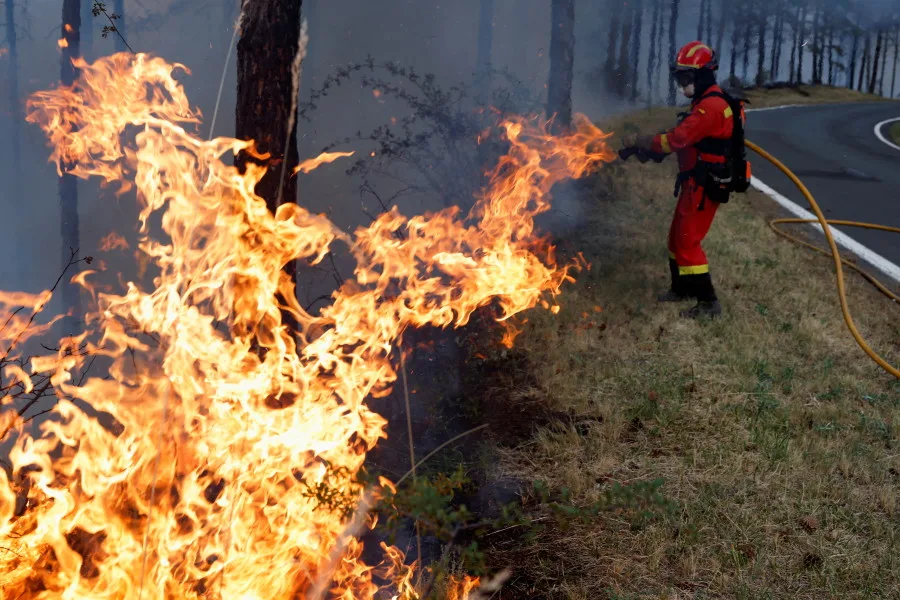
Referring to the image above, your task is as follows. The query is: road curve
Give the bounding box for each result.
[746,102,900,266]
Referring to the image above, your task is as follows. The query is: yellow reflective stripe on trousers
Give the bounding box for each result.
[678,264,709,275]
[660,134,671,154]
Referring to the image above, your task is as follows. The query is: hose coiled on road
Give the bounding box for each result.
[746,140,900,379]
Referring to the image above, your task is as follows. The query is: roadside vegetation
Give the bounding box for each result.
[466,85,900,598]
[889,120,900,145]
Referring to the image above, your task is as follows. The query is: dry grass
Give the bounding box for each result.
[741,84,894,108]
[481,91,900,599]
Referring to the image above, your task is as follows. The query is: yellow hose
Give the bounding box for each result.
[745,140,900,379]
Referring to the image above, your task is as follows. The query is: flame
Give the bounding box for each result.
[57,37,69,49]
[294,151,356,175]
[1,52,615,598]
[99,232,130,251]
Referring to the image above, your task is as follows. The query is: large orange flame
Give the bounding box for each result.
[0,52,615,598]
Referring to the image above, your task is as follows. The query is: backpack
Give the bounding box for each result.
[691,90,752,203]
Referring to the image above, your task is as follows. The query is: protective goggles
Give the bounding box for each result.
[672,69,695,87]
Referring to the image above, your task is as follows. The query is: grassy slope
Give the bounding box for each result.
[483,85,900,599]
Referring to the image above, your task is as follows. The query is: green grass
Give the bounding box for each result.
[477,92,900,599]
[889,121,900,146]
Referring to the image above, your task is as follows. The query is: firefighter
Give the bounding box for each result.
[622,41,741,319]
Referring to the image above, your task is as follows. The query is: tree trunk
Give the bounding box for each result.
[80,0,93,60]
[476,0,494,103]
[827,25,835,85]
[629,0,643,102]
[848,30,859,88]
[789,4,802,83]
[741,4,752,82]
[815,12,826,84]
[770,6,781,80]
[605,9,621,85]
[810,3,820,83]
[5,0,21,190]
[730,1,741,83]
[797,5,807,84]
[235,0,303,311]
[697,0,706,41]
[60,0,82,317]
[715,0,727,60]
[647,0,661,106]
[616,0,634,98]
[667,0,680,105]
[5,0,24,279]
[755,2,767,86]
[891,26,899,98]
[857,34,869,91]
[546,0,575,129]
[113,0,126,51]
[878,30,888,96]
[869,29,883,95]
[705,0,713,42]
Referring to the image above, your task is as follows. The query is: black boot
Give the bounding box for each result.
[679,272,722,319]
[658,259,692,302]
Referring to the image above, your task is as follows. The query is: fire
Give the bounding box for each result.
[1,52,615,598]
[99,232,130,251]
[57,37,69,49]
[294,151,356,175]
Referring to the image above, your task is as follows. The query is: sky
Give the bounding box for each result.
[0,0,898,306]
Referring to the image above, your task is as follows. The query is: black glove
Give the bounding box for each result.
[618,147,667,163]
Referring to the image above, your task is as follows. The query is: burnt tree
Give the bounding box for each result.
[236,0,303,301]
[236,0,302,211]
[667,0,680,105]
[877,28,888,95]
[60,0,82,317]
[113,0,125,51]
[475,0,494,103]
[547,0,575,129]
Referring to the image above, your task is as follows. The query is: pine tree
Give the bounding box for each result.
[547,0,575,129]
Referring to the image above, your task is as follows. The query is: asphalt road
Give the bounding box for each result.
[746,102,900,267]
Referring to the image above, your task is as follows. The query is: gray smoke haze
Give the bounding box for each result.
[1,0,898,310]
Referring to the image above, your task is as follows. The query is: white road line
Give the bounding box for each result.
[742,105,900,284]
[749,178,900,284]
[874,117,900,152]
[745,104,805,113]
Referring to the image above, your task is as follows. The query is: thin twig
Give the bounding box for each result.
[399,348,423,589]
[0,250,88,364]
[394,423,489,487]
[92,2,135,54]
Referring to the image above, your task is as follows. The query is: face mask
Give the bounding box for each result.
[682,83,696,98]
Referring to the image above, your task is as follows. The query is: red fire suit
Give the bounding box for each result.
[650,85,736,289]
